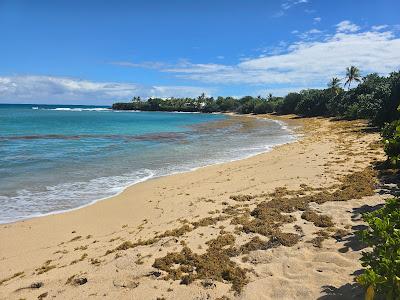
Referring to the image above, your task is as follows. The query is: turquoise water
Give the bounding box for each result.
[0,104,295,223]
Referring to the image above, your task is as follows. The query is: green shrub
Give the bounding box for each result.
[295,89,329,117]
[357,198,400,299]
[276,92,302,114]
[253,101,274,114]
[382,119,400,166]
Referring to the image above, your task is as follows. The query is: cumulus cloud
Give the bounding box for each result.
[297,28,323,40]
[336,20,360,33]
[131,22,400,89]
[0,76,213,104]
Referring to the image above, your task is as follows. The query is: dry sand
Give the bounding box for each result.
[0,115,387,300]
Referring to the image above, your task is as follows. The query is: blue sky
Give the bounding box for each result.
[0,0,400,104]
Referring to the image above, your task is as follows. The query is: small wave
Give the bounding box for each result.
[37,107,111,112]
[0,169,156,224]
[32,106,39,110]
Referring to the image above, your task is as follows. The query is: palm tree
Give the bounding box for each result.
[344,66,361,90]
[328,77,341,95]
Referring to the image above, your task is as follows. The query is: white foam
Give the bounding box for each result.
[41,107,111,112]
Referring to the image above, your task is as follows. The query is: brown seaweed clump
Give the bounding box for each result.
[308,230,330,248]
[153,234,248,293]
[106,225,193,255]
[301,210,334,227]
[229,194,254,202]
[36,260,56,275]
[191,215,229,228]
[157,224,193,238]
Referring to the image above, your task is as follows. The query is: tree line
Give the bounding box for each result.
[112,66,400,127]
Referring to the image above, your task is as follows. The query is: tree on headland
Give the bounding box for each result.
[328,77,341,95]
[131,96,141,103]
[344,66,361,90]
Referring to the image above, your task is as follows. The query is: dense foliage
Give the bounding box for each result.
[357,198,400,299]
[113,68,400,128]
[382,119,400,166]
[113,93,283,114]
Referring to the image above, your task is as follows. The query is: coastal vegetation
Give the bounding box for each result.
[357,198,400,299]
[113,67,400,127]
[357,103,400,300]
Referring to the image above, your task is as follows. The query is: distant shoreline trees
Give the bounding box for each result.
[112,67,400,127]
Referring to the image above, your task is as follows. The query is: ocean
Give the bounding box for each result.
[0,104,296,223]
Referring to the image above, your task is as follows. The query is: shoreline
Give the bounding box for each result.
[0,113,297,226]
[0,114,386,299]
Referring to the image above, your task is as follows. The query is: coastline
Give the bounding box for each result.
[0,114,386,299]
[0,113,296,225]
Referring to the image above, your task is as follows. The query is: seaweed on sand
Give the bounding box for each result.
[301,210,334,227]
[0,272,24,286]
[36,260,56,275]
[153,234,248,293]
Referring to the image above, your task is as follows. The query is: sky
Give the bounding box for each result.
[0,0,400,105]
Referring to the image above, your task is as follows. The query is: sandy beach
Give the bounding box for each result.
[0,114,387,300]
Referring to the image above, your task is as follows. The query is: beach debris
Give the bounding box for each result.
[69,236,82,242]
[146,271,162,278]
[37,292,48,299]
[66,274,88,286]
[74,277,88,285]
[14,281,44,292]
[30,282,44,289]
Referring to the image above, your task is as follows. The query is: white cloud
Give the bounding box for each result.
[297,28,323,40]
[0,76,213,104]
[254,85,323,97]
[372,25,388,31]
[304,9,316,14]
[313,17,321,23]
[153,22,400,88]
[111,61,166,69]
[274,0,308,17]
[336,20,360,33]
[281,0,308,10]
